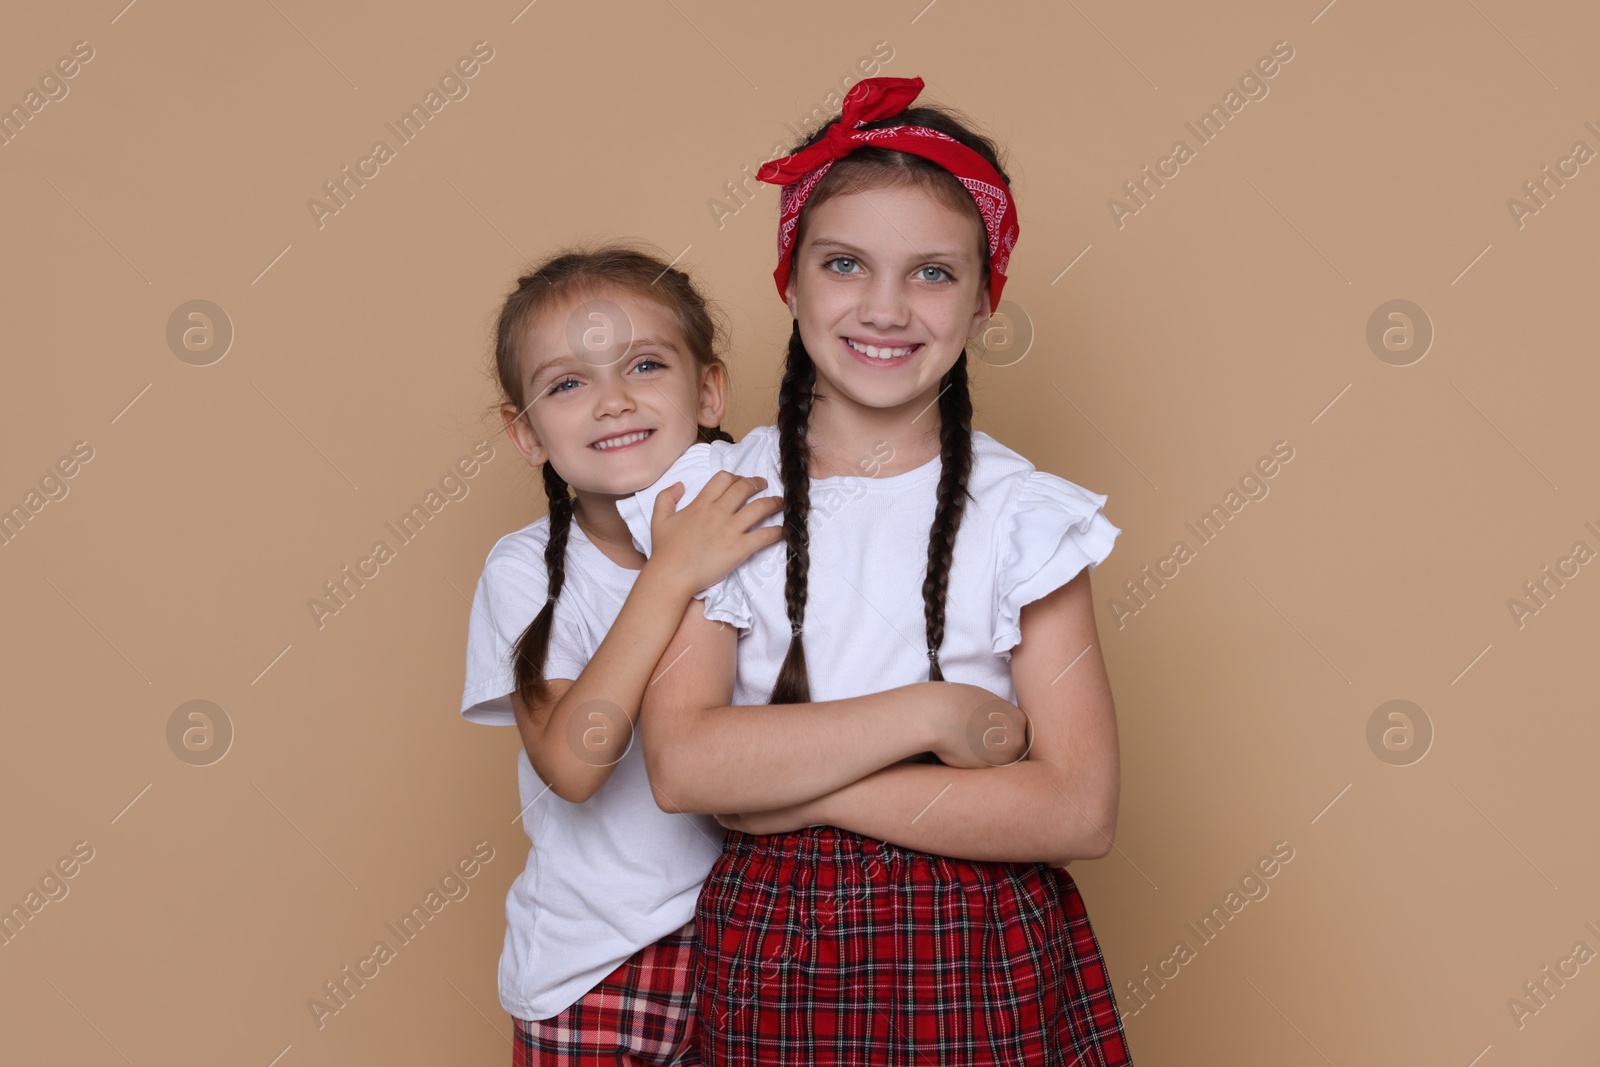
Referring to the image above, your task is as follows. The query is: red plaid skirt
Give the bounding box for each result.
[693,827,1132,1066]
[513,920,701,1066]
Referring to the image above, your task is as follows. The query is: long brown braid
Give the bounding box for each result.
[768,322,818,704]
[921,351,975,682]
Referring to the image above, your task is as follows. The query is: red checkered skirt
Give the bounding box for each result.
[513,920,701,1066]
[692,827,1132,1067]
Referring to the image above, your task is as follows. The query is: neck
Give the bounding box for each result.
[570,492,646,570]
[804,379,946,479]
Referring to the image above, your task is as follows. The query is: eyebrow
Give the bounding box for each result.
[527,337,681,387]
[806,237,975,263]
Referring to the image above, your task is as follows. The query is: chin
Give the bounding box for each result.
[593,468,655,497]
[831,362,941,398]
[611,460,678,497]
[619,475,665,496]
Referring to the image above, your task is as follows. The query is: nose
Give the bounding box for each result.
[858,272,911,330]
[591,371,637,419]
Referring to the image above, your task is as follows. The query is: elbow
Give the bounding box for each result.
[521,727,600,805]
[546,772,599,806]
[554,786,593,805]
[1083,799,1119,859]
[641,709,710,814]
[527,746,601,804]
[643,745,689,813]
[645,748,716,814]
[650,784,684,814]
[1049,831,1113,870]
[1080,825,1116,861]
[1053,781,1118,863]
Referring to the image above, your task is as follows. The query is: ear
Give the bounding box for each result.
[966,285,993,344]
[696,361,728,429]
[500,402,548,468]
[783,274,800,321]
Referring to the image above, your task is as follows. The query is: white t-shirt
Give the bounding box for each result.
[460,517,725,1021]
[620,425,1120,709]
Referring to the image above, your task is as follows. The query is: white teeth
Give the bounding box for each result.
[846,338,914,360]
[593,430,651,451]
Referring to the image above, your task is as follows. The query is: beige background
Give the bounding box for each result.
[3,0,1597,1063]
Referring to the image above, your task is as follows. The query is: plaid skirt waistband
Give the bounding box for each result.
[695,828,1133,1066]
[719,823,934,869]
[717,825,1037,887]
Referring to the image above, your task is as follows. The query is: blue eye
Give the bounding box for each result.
[548,377,579,395]
[632,358,667,373]
[917,265,952,283]
[824,256,860,274]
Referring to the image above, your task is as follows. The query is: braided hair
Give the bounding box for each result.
[488,245,735,709]
[766,104,1008,705]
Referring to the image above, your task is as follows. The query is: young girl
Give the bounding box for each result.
[458,245,786,1065]
[618,78,1134,1065]
[459,245,1015,1065]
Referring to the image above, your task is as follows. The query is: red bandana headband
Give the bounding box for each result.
[755,76,1019,315]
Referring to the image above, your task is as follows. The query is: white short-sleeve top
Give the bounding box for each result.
[460,517,725,1021]
[619,424,1120,709]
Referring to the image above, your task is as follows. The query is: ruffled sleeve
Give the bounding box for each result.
[992,472,1121,656]
[618,442,764,635]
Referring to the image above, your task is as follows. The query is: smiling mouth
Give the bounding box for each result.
[844,337,920,361]
[591,430,654,451]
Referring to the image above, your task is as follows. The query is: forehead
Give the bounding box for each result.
[800,182,984,259]
[522,285,683,366]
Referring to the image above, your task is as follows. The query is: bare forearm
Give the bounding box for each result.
[815,759,1119,865]
[524,563,694,802]
[644,684,941,813]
